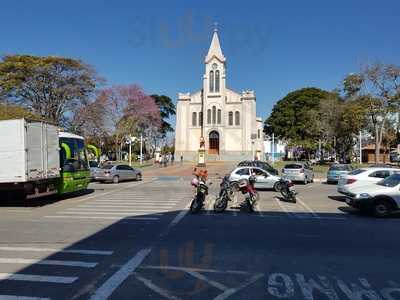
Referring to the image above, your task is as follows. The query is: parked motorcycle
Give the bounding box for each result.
[278,178,297,202]
[214,175,234,213]
[238,175,259,212]
[190,169,209,213]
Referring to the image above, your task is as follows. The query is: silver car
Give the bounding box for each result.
[282,162,314,184]
[94,164,142,183]
[229,166,281,190]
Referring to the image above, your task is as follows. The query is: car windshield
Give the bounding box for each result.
[101,165,114,169]
[349,169,367,175]
[284,164,302,169]
[89,161,99,168]
[329,165,351,171]
[377,174,400,187]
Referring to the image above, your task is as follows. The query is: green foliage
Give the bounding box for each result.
[0,103,42,121]
[151,94,176,137]
[0,55,98,125]
[264,87,332,150]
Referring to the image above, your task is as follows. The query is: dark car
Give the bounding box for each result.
[238,160,279,175]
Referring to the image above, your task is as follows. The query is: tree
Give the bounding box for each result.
[0,55,99,125]
[97,84,162,160]
[150,94,176,137]
[343,62,400,163]
[0,103,41,121]
[70,95,109,147]
[264,88,333,157]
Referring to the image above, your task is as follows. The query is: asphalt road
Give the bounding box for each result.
[0,176,399,300]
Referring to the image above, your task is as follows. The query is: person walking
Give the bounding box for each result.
[171,154,175,165]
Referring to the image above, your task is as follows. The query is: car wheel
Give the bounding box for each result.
[372,199,392,218]
[112,176,119,184]
[136,173,142,181]
[274,182,283,192]
[303,177,308,185]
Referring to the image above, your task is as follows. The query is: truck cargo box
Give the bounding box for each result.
[0,119,60,183]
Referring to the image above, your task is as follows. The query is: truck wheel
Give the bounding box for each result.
[372,200,392,218]
[113,176,119,184]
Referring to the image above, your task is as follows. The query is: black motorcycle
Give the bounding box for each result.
[190,180,209,213]
[213,175,234,213]
[278,178,297,202]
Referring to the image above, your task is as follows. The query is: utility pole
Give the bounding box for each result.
[140,134,143,165]
[359,131,362,164]
[272,133,275,166]
[129,139,132,166]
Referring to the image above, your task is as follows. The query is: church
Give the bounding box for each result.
[175,28,264,161]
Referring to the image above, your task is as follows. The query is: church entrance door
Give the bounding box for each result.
[209,131,219,154]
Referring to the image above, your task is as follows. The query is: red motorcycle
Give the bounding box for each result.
[237,175,259,212]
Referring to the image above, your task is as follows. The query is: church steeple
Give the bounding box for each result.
[205,27,226,63]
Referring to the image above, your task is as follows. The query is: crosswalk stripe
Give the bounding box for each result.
[0,273,78,284]
[90,200,179,203]
[45,216,159,221]
[0,247,113,255]
[56,211,165,215]
[0,295,50,300]
[66,208,170,212]
[76,205,175,208]
[0,258,97,268]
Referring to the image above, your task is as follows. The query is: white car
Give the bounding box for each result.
[337,167,400,195]
[345,173,400,217]
[229,166,281,190]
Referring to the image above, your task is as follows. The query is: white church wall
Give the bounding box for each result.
[225,129,243,151]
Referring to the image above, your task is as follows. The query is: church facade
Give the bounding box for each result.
[175,29,264,161]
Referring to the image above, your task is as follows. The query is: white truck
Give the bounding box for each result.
[0,119,60,199]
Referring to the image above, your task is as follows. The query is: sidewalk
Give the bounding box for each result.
[142,162,236,178]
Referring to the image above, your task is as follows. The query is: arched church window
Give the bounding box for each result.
[235,111,240,126]
[192,112,197,127]
[199,112,203,126]
[209,71,214,92]
[228,111,233,126]
[215,70,220,92]
[217,109,221,124]
[212,106,216,124]
[207,109,211,124]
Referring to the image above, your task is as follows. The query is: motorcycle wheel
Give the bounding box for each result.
[214,197,228,213]
[280,188,290,200]
[247,195,257,212]
[190,196,202,214]
[290,193,297,203]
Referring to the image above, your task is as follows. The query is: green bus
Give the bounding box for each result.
[58,132,91,195]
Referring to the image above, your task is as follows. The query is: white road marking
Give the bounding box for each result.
[0,273,78,284]
[274,197,294,218]
[0,258,97,268]
[296,197,321,219]
[66,208,168,212]
[90,206,190,300]
[232,194,238,216]
[132,272,181,300]
[74,180,150,204]
[0,295,50,300]
[56,211,166,215]
[185,269,228,291]
[90,200,179,204]
[45,216,159,221]
[214,273,264,300]
[89,248,152,300]
[0,247,113,255]
[77,204,176,208]
[141,265,252,275]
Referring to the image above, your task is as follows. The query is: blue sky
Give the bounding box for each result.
[0,0,399,125]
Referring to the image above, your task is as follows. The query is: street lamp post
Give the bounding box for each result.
[140,134,143,165]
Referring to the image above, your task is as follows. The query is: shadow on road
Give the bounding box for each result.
[0,189,95,208]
